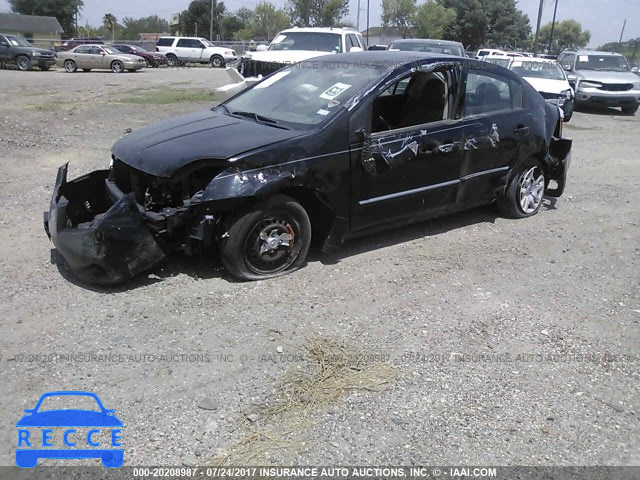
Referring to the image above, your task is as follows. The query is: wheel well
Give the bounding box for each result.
[278,187,335,247]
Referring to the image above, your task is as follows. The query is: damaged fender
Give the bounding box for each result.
[44,164,165,285]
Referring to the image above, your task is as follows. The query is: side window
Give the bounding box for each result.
[157,38,173,47]
[347,34,360,50]
[459,70,522,117]
[176,39,193,48]
[0,35,8,45]
[371,70,451,133]
[91,46,103,55]
[75,46,91,54]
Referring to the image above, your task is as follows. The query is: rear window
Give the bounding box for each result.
[156,38,174,47]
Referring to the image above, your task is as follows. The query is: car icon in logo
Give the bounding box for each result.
[16,391,123,468]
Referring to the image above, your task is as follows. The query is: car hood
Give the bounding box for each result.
[112,53,143,62]
[246,50,335,64]
[575,70,639,83]
[523,77,570,94]
[12,46,53,55]
[112,109,302,177]
[16,410,123,427]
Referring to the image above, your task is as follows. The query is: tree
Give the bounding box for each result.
[120,15,170,40]
[535,19,590,55]
[9,0,84,35]
[221,14,246,40]
[598,38,640,61]
[382,0,416,38]
[287,0,348,27]
[414,1,455,39]
[232,2,290,40]
[179,0,226,39]
[437,0,530,49]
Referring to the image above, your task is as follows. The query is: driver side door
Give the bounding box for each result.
[349,64,466,232]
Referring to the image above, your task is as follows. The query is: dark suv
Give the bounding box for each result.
[0,33,56,70]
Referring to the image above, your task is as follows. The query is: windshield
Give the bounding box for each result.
[485,58,511,67]
[224,62,387,127]
[576,54,630,72]
[510,60,565,80]
[388,41,464,57]
[6,35,32,47]
[201,39,215,47]
[268,32,342,53]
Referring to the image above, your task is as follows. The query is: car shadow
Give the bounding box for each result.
[53,199,558,292]
[575,105,635,116]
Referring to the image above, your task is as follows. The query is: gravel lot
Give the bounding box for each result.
[0,66,638,468]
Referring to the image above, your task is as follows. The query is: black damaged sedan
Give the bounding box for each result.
[44,52,572,284]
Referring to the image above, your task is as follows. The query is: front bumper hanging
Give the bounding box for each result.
[44,164,165,285]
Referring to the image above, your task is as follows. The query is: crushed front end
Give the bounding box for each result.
[44,162,226,285]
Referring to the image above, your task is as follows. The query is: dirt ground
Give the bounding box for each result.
[0,66,638,468]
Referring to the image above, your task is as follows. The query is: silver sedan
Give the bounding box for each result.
[56,45,145,73]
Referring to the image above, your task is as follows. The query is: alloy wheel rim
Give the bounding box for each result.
[64,61,74,72]
[518,166,544,214]
[113,62,122,72]
[244,216,299,275]
[18,57,29,70]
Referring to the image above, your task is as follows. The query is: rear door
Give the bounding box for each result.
[455,65,532,206]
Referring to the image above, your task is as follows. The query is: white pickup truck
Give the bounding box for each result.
[215,27,366,100]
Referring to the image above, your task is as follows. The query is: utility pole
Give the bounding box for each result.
[532,0,544,54]
[356,0,361,31]
[619,18,627,44]
[547,0,558,54]
[366,0,370,46]
[210,0,214,41]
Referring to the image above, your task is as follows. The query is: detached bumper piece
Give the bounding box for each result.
[544,137,572,198]
[44,164,165,285]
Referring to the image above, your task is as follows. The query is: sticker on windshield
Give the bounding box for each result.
[320,83,352,100]
[512,61,523,67]
[578,55,589,62]
[254,70,291,89]
[317,109,330,116]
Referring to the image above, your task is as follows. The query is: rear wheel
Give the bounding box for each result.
[497,161,546,218]
[16,55,31,71]
[622,103,639,115]
[220,195,312,281]
[144,58,150,68]
[166,54,178,67]
[111,60,124,73]
[210,55,224,68]
[63,59,77,73]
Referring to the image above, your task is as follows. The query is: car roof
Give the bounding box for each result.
[511,57,560,63]
[389,38,462,45]
[563,49,622,56]
[278,27,357,34]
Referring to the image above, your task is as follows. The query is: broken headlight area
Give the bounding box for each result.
[44,163,227,285]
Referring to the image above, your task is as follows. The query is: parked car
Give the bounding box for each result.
[368,44,388,51]
[509,57,574,121]
[58,37,104,52]
[44,52,572,285]
[155,36,236,67]
[111,43,167,67]
[476,48,506,59]
[557,50,640,114]
[388,38,465,57]
[55,44,145,73]
[0,33,56,71]
[217,27,366,100]
[482,54,513,68]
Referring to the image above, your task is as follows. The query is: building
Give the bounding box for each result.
[360,26,414,47]
[0,13,63,48]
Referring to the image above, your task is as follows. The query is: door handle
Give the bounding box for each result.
[438,141,461,154]
[513,125,530,135]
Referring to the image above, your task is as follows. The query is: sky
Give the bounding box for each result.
[0,0,638,48]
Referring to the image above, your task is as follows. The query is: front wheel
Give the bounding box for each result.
[622,103,639,115]
[166,54,178,67]
[497,162,546,218]
[210,55,224,68]
[220,195,312,281]
[16,55,31,71]
[63,59,77,73]
[111,60,124,73]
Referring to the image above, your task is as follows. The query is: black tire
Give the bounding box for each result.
[622,103,639,115]
[16,55,31,71]
[497,160,546,218]
[144,58,150,68]
[210,55,224,68]
[166,54,178,67]
[82,68,91,72]
[63,59,77,73]
[563,110,572,122]
[111,60,124,73]
[220,195,312,281]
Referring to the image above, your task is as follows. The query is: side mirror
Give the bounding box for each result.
[201,45,206,49]
[101,52,106,56]
[357,128,377,175]
[0,42,8,47]
[562,64,572,71]
[349,46,363,52]
[632,67,639,73]
[256,44,267,51]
